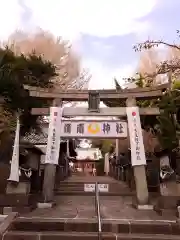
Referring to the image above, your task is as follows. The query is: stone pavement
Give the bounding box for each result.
[56,175,133,195]
[23,195,177,220]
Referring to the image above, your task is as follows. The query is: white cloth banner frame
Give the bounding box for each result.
[8,116,20,182]
[126,107,146,166]
[45,107,63,165]
[60,120,127,138]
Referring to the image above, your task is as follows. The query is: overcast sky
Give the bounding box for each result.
[0,0,179,89]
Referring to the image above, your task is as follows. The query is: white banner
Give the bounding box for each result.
[45,107,63,164]
[126,107,146,166]
[8,116,20,182]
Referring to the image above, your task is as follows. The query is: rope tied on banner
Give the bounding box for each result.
[19,166,32,178]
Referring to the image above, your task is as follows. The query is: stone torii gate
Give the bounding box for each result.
[24,84,167,207]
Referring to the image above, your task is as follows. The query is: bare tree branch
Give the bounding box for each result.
[134,40,180,52]
[133,32,180,86]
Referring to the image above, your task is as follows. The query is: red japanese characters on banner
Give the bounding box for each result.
[132,112,141,162]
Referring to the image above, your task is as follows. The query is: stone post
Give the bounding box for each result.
[42,99,62,205]
[115,139,119,159]
[126,97,149,205]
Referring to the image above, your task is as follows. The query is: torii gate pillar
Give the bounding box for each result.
[126,97,149,205]
[42,99,61,205]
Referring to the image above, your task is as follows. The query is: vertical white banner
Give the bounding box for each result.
[104,153,110,175]
[8,116,20,182]
[126,107,146,166]
[45,107,63,165]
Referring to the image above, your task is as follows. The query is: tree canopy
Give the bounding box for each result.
[133,32,180,151]
[91,139,115,155]
[0,47,57,136]
[0,30,91,139]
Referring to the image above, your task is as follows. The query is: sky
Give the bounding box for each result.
[0,0,179,89]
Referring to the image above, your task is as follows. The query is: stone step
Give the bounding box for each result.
[10,218,180,235]
[3,231,180,240]
[57,186,86,190]
[3,206,33,215]
[59,181,121,184]
[55,191,133,196]
[58,185,129,191]
[57,182,132,195]
[59,182,128,187]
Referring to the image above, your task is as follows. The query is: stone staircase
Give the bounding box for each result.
[55,178,133,196]
[3,217,180,240]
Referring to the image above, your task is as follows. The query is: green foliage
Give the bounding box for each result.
[133,75,180,150]
[134,73,144,88]
[157,90,180,150]
[132,74,180,149]
[131,32,180,151]
[91,139,115,155]
[173,80,180,90]
[0,47,57,135]
[107,73,180,151]
[156,110,178,150]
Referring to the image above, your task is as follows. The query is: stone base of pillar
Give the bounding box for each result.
[132,198,153,210]
[4,182,31,214]
[133,165,149,205]
[136,204,154,210]
[6,181,30,194]
[3,206,32,214]
[37,202,56,209]
[43,164,57,202]
[160,181,180,197]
